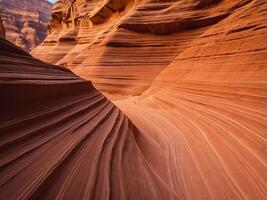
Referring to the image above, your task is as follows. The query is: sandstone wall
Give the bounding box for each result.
[0,0,53,51]
[5,1,265,199]
[32,0,267,99]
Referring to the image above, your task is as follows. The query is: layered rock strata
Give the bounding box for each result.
[0,38,178,199]
[33,0,266,99]
[1,0,267,199]
[0,0,52,51]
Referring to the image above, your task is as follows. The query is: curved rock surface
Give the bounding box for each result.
[32,0,267,99]
[0,0,52,51]
[0,38,178,200]
[2,0,267,200]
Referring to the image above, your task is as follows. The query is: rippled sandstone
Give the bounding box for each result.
[0,0,52,51]
[1,37,175,199]
[32,0,267,99]
[1,0,267,200]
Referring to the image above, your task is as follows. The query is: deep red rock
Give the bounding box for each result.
[0,37,179,200]
[1,0,267,199]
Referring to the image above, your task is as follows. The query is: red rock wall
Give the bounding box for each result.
[0,37,175,200]
[1,0,266,199]
[0,0,52,51]
[32,0,267,99]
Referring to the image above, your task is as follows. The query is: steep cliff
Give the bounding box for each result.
[0,0,52,51]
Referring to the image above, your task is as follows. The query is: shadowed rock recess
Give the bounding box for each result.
[1,0,267,200]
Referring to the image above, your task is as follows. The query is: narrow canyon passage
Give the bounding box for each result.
[0,38,178,200]
[0,0,266,199]
[1,36,265,199]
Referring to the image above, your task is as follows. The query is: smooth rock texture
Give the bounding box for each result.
[0,0,52,51]
[2,0,267,200]
[0,38,177,200]
[32,0,267,99]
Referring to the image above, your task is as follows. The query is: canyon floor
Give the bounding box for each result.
[0,0,267,200]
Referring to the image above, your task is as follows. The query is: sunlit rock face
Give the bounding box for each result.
[32,0,267,99]
[0,0,52,51]
[1,0,266,200]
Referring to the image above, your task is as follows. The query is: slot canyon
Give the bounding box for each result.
[0,0,266,199]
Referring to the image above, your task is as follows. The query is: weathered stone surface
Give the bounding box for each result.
[1,0,267,199]
[0,0,52,51]
[0,37,175,200]
[33,0,266,99]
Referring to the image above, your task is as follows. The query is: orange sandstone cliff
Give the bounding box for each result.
[33,0,267,99]
[0,0,52,51]
[0,0,266,199]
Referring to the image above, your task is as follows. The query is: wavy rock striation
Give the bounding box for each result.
[0,38,179,200]
[0,0,52,51]
[33,0,267,99]
[119,2,267,199]
[2,0,267,200]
